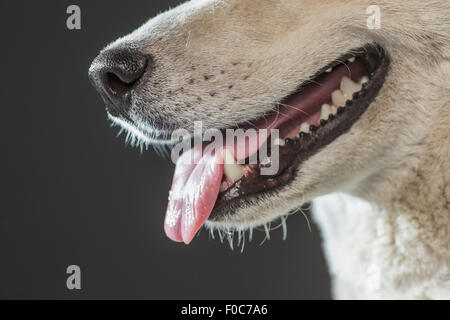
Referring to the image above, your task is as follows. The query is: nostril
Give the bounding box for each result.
[104,53,148,97]
[106,72,134,97]
[89,45,149,115]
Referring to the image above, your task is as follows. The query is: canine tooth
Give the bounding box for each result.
[299,122,310,134]
[320,104,332,120]
[331,89,346,107]
[224,162,245,182]
[340,76,362,99]
[274,138,286,146]
[348,57,355,63]
[325,67,332,73]
[330,105,338,115]
[223,150,245,182]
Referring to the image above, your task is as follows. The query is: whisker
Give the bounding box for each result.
[278,102,312,117]
[240,230,246,253]
[299,208,312,232]
[281,216,288,241]
[335,59,352,78]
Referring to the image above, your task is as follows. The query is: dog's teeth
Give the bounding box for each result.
[299,122,310,134]
[224,162,245,182]
[348,57,355,63]
[340,76,362,99]
[223,150,245,182]
[325,67,333,73]
[320,104,332,120]
[331,89,347,107]
[359,75,369,85]
[330,105,338,115]
[274,137,286,146]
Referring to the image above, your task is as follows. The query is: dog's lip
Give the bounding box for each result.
[209,44,390,221]
[108,113,177,147]
[144,47,383,145]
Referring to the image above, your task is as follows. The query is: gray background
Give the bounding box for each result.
[0,0,331,299]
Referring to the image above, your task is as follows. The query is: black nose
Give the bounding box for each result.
[89,45,148,117]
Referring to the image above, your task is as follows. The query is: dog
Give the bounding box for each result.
[89,0,450,299]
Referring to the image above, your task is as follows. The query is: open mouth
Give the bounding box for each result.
[165,44,389,244]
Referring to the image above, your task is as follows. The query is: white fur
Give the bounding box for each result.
[314,193,450,299]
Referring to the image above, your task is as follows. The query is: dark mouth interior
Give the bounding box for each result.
[210,44,390,219]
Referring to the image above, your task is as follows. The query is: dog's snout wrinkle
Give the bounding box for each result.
[89,45,149,117]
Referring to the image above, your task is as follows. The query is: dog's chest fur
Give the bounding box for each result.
[314,193,450,299]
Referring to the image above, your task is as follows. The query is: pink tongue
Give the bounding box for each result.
[164,147,224,244]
